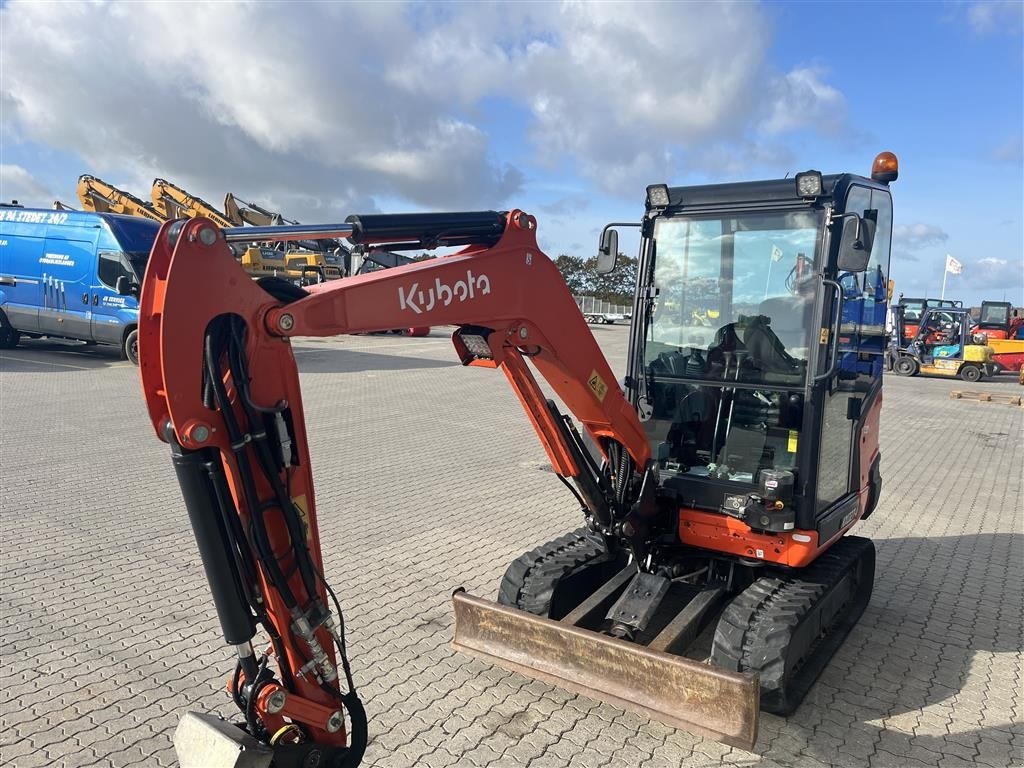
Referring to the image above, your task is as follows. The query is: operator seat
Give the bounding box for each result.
[757,295,814,352]
[741,315,802,375]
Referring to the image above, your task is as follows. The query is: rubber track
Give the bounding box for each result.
[497,528,608,617]
[711,536,875,713]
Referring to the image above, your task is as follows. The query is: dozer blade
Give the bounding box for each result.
[451,590,760,750]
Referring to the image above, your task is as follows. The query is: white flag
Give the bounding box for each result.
[770,245,783,263]
[945,254,963,274]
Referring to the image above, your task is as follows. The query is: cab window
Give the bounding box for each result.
[97,251,135,289]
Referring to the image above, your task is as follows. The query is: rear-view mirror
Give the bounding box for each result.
[837,211,876,272]
[597,228,618,274]
[115,275,136,296]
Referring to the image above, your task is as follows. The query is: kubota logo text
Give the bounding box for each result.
[398,271,491,314]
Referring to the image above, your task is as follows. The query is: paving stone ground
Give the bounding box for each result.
[1,326,1021,768]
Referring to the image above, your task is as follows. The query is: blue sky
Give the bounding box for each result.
[1,1,1020,306]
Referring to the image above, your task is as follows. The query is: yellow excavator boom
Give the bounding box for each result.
[151,178,234,229]
[76,175,165,222]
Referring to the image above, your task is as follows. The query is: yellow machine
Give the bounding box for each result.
[891,306,997,382]
[919,343,996,381]
[224,192,289,227]
[225,192,347,280]
[77,174,165,222]
[150,178,235,228]
[153,180,342,285]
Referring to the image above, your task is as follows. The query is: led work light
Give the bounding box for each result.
[646,184,670,209]
[794,171,823,199]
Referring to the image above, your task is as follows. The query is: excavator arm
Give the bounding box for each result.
[151,178,235,228]
[77,174,165,222]
[140,211,655,765]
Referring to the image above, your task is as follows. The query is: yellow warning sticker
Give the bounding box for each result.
[788,430,799,453]
[819,328,829,344]
[587,370,608,402]
[291,494,311,537]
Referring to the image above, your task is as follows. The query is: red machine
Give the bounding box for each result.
[141,156,895,764]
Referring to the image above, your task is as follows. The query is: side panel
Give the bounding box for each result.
[38,225,99,339]
[0,224,44,332]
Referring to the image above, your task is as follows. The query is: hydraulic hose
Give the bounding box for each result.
[204,321,299,611]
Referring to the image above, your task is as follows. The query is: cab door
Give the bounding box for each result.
[89,251,137,344]
[813,184,892,520]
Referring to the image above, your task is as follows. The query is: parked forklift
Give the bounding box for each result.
[888,305,996,381]
[894,296,963,344]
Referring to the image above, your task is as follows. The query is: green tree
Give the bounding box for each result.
[587,253,637,305]
[552,254,591,295]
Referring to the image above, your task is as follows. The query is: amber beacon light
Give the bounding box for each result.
[871,151,899,183]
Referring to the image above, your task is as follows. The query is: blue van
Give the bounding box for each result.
[0,206,159,364]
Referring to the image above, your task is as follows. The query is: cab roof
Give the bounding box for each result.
[662,173,886,212]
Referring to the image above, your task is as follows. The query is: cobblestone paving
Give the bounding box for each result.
[1,326,1021,767]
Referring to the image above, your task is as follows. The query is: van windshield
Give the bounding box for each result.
[105,216,159,278]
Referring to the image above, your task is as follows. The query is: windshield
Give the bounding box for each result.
[105,216,159,280]
[645,209,823,387]
[980,303,1010,326]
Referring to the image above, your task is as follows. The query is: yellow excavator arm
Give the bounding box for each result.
[151,178,234,229]
[76,175,165,222]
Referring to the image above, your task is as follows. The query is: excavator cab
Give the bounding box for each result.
[975,300,1013,339]
[609,168,892,539]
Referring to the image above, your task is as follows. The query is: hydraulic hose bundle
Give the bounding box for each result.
[167,311,366,763]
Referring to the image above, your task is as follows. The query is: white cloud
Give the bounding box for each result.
[893,223,950,250]
[965,1,1024,35]
[764,67,846,136]
[0,1,850,214]
[394,3,846,190]
[0,2,520,214]
[0,164,52,203]
[970,256,1023,296]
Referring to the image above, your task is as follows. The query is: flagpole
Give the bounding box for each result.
[941,264,948,300]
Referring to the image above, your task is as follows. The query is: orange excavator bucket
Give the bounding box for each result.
[451,590,760,749]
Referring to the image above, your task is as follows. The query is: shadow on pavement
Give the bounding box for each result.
[757,532,1022,765]
[0,339,128,372]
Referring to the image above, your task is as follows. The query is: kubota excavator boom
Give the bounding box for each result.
[77,174,165,222]
[140,211,654,766]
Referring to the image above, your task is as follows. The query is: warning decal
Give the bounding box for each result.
[587,370,608,402]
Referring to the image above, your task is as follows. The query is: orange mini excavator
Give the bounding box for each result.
[140,153,897,766]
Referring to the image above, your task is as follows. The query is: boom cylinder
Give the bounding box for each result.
[164,424,255,647]
[345,211,507,248]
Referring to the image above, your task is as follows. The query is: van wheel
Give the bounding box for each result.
[0,325,19,350]
[123,329,140,365]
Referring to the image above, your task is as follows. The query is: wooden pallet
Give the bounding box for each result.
[949,390,1023,405]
